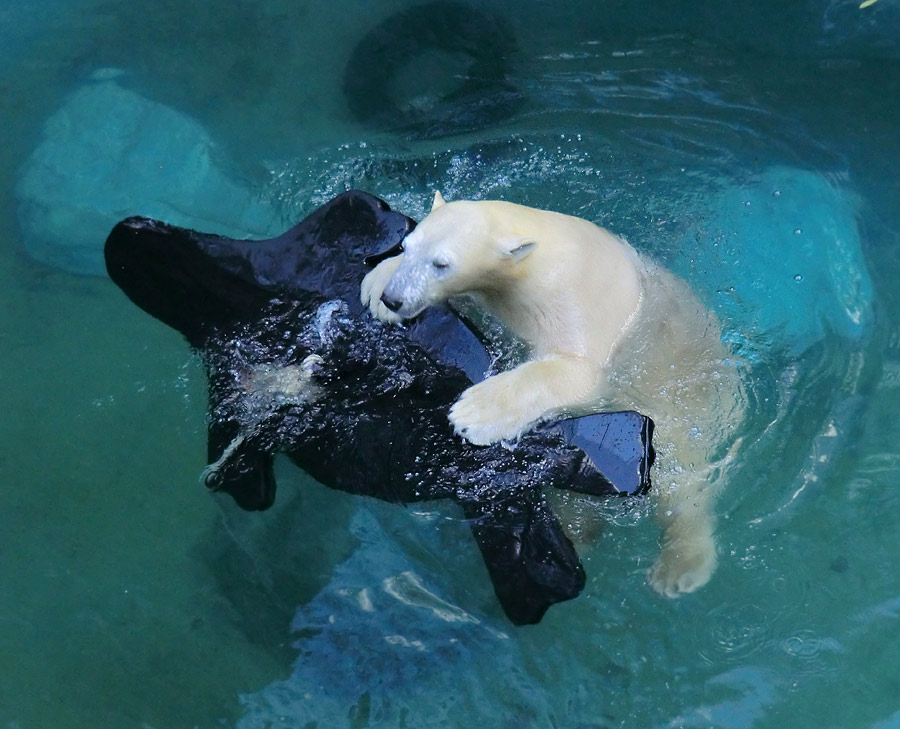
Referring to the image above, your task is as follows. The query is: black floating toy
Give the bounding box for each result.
[104,190,654,625]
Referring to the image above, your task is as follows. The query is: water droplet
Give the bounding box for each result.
[794,274,803,282]
[794,228,803,235]
[783,631,823,659]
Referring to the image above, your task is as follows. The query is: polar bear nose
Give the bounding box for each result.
[380,292,403,312]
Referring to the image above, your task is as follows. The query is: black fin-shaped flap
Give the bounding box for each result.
[461,494,585,625]
[204,422,278,511]
[552,411,655,497]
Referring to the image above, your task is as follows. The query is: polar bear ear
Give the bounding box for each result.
[498,236,537,261]
[431,191,447,211]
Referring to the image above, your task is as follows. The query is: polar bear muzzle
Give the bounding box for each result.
[380,274,430,319]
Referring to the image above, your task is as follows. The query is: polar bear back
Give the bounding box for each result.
[605,260,743,460]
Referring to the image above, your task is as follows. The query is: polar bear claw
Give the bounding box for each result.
[361,256,404,324]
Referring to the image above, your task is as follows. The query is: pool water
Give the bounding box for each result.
[1,1,899,727]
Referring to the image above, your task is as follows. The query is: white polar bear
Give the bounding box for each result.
[361,192,744,597]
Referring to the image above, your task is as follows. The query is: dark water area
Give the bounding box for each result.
[1,1,899,727]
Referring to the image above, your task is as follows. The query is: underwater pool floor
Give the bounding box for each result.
[2,1,900,728]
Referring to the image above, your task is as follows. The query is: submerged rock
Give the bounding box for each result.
[15,72,276,275]
[671,166,873,359]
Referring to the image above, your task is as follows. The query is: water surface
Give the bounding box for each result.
[1,1,899,727]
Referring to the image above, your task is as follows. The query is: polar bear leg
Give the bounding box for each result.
[648,471,717,597]
[450,356,598,445]
[361,256,403,323]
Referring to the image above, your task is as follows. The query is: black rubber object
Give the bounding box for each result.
[104,190,654,624]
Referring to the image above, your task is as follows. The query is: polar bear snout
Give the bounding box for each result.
[360,255,431,323]
[380,265,432,320]
[380,291,403,313]
[381,287,427,319]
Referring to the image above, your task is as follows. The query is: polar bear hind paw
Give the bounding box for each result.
[648,533,717,598]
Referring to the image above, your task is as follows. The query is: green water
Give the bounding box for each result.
[1,1,899,727]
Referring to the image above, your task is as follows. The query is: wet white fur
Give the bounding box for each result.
[361,193,744,597]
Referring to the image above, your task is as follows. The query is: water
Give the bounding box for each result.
[1,1,898,727]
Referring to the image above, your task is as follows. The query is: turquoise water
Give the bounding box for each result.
[1,1,899,727]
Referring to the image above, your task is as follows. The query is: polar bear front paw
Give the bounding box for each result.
[360,257,403,324]
[648,532,717,598]
[449,378,536,445]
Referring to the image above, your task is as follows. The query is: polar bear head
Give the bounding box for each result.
[380,192,537,320]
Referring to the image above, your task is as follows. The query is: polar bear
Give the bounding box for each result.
[361,192,744,597]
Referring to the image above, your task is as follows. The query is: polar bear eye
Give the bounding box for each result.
[432,259,451,272]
